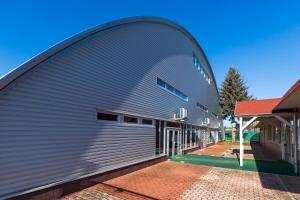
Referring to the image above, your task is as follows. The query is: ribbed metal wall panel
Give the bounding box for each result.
[0,22,221,199]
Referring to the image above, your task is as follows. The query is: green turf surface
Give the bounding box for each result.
[172,154,298,176]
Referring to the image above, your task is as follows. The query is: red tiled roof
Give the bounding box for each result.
[235,98,282,116]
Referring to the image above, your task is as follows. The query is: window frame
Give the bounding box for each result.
[123,115,138,124]
[97,111,119,122]
[193,53,211,85]
[157,78,188,102]
[212,112,218,118]
[197,102,208,112]
[142,118,153,125]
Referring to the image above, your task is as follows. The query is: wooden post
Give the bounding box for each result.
[281,123,286,160]
[239,117,244,167]
[293,112,298,174]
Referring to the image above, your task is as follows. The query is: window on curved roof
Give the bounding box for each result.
[157,78,165,88]
[157,78,188,101]
[180,93,188,101]
[166,84,175,93]
[193,54,211,85]
[196,63,200,71]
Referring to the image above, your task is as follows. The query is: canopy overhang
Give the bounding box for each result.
[234,79,300,173]
[273,79,300,111]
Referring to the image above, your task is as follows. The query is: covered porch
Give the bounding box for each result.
[235,80,300,174]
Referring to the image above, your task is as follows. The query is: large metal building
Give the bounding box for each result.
[0,17,223,199]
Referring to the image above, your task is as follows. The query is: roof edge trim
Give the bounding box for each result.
[273,79,300,111]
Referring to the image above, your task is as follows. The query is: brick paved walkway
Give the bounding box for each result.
[192,142,278,161]
[191,142,233,156]
[63,140,300,200]
[64,189,121,200]
[181,167,300,200]
[64,161,209,200]
[64,161,300,200]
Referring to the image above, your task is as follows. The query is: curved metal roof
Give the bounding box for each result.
[0,16,218,93]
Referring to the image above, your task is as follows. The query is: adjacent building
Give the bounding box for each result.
[0,17,223,199]
[235,80,300,173]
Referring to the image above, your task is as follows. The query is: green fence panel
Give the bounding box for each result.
[224,131,260,142]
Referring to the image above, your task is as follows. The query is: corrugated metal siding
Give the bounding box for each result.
[0,22,221,198]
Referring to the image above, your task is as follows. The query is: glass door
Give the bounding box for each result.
[165,128,182,157]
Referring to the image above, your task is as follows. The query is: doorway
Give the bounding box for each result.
[165,128,182,157]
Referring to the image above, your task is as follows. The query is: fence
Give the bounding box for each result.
[225,131,260,142]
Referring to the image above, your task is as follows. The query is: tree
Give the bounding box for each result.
[219,67,253,123]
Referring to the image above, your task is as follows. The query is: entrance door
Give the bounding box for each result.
[165,128,182,157]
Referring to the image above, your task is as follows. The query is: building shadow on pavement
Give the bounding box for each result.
[173,142,300,196]
[235,141,300,194]
[95,183,159,200]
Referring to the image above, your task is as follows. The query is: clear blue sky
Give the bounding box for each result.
[1,0,300,98]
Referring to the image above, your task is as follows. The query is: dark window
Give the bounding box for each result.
[97,112,118,121]
[192,132,196,144]
[155,120,160,155]
[187,130,191,147]
[156,120,160,155]
[156,120,165,155]
[193,54,211,84]
[174,89,181,97]
[142,118,153,125]
[166,84,175,93]
[209,132,213,143]
[212,112,218,118]
[160,121,164,154]
[124,115,138,123]
[166,121,180,128]
[157,78,165,88]
[197,102,208,112]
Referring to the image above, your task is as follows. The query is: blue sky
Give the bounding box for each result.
[1,0,300,98]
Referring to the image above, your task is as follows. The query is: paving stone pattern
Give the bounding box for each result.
[181,167,300,200]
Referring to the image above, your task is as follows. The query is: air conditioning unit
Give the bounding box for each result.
[174,108,188,121]
[201,118,209,126]
[205,117,210,125]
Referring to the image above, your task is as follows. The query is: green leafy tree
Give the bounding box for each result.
[219,67,253,123]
